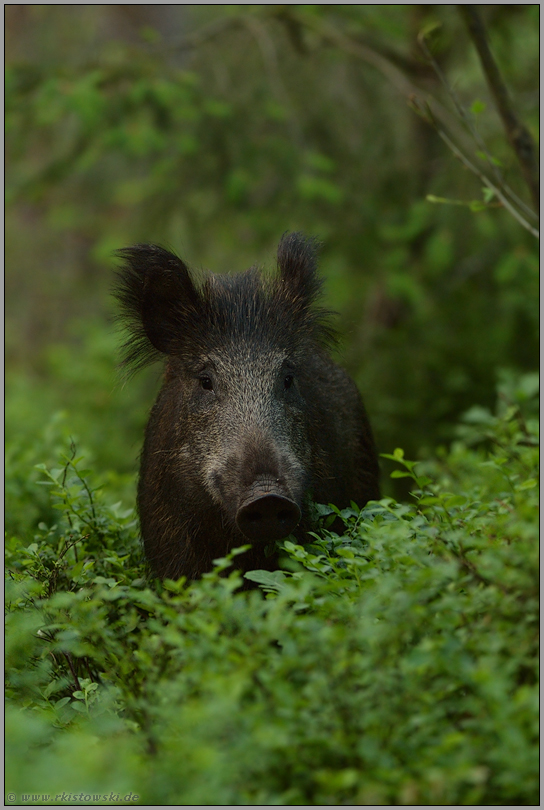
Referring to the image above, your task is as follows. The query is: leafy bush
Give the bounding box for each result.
[5,382,538,805]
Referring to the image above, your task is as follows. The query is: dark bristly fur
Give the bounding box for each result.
[113,232,380,582]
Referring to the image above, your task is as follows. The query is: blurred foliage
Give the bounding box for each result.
[5,4,539,496]
[5,385,539,805]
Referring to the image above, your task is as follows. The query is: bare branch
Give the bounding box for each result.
[418,28,538,224]
[240,16,303,146]
[158,15,242,54]
[151,7,539,230]
[156,9,477,158]
[277,9,493,160]
[411,98,539,239]
[457,5,539,214]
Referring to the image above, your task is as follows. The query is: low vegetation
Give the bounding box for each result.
[6,379,538,805]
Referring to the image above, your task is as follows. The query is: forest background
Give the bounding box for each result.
[6,4,538,513]
[5,5,539,805]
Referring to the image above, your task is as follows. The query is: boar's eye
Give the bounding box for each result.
[199,376,214,391]
[284,373,294,390]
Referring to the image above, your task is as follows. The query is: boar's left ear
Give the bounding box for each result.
[276,231,322,305]
[113,244,202,374]
[276,232,337,347]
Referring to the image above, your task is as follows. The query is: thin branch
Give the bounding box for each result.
[156,9,478,160]
[279,9,491,158]
[64,652,82,693]
[151,7,539,229]
[241,16,286,102]
[239,16,303,146]
[411,98,539,239]
[154,13,303,146]
[72,461,97,523]
[294,14,419,99]
[457,5,539,213]
[418,29,538,223]
[158,15,242,54]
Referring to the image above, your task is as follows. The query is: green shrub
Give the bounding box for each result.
[5,383,539,805]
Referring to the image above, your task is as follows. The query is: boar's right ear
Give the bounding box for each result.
[113,244,202,373]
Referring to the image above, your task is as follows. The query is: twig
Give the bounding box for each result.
[241,16,287,103]
[281,8,509,170]
[239,16,303,146]
[458,5,539,214]
[157,15,242,54]
[148,6,539,227]
[154,8,478,160]
[60,445,76,533]
[412,98,539,239]
[64,652,81,693]
[293,13,419,99]
[73,463,97,523]
[418,28,538,223]
[294,11,449,118]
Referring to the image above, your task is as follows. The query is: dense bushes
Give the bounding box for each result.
[6,382,538,805]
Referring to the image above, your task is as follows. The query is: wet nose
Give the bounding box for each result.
[236,494,301,542]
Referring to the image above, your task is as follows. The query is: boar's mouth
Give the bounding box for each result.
[236,488,301,542]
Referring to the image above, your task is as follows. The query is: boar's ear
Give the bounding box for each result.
[113,244,202,373]
[276,232,322,304]
[276,232,337,347]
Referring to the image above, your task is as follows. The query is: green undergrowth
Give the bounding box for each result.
[5,382,539,805]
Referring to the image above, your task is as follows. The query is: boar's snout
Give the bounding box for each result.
[236,489,301,542]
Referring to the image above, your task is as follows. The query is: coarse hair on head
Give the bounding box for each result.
[113,232,338,376]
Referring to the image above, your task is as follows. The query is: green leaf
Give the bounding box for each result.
[244,570,288,591]
[482,187,495,203]
[444,495,468,508]
[296,175,344,204]
[471,99,486,115]
[516,478,537,491]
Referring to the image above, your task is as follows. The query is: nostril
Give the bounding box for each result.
[236,494,301,542]
[247,507,291,525]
